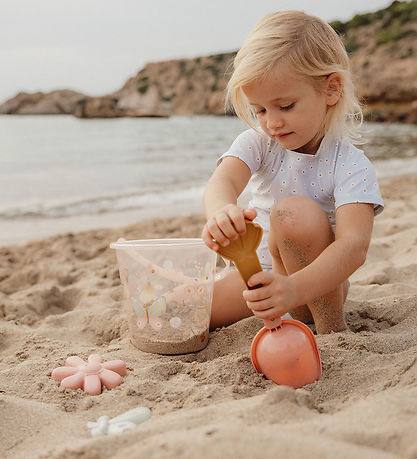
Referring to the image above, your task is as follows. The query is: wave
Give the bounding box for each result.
[375,156,417,179]
[3,155,417,221]
[0,185,205,220]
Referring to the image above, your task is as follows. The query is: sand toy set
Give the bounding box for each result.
[47,221,322,438]
[110,221,322,389]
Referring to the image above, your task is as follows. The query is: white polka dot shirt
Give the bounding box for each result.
[218,129,384,269]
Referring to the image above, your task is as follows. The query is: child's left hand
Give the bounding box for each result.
[242,271,299,320]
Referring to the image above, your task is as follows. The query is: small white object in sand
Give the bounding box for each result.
[87,407,152,437]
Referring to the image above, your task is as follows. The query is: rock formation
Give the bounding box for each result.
[334,0,417,123]
[1,1,416,123]
[0,90,85,115]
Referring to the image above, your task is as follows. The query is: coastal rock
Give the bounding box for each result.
[0,1,416,122]
[73,86,170,118]
[102,2,417,122]
[114,54,233,117]
[73,96,120,118]
[0,90,85,115]
[342,5,417,123]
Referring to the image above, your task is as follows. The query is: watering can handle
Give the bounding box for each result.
[215,256,231,281]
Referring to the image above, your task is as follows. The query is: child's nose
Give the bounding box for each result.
[266,113,284,131]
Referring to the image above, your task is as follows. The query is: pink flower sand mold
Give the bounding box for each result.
[51,354,127,395]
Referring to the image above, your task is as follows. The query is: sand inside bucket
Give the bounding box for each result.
[125,296,210,355]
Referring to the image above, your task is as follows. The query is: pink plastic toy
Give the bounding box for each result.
[51,354,127,395]
[217,220,322,389]
[251,317,322,388]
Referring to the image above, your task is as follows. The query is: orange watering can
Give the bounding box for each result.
[217,220,322,388]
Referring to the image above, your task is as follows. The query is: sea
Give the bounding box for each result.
[1,115,417,245]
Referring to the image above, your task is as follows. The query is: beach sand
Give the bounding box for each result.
[1,174,416,459]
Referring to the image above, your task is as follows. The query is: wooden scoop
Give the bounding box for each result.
[216,219,263,288]
[217,220,322,388]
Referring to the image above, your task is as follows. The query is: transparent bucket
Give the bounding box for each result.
[110,238,226,354]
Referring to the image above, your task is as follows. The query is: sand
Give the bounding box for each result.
[1,175,417,459]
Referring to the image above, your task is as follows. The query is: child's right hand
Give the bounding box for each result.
[202,205,257,251]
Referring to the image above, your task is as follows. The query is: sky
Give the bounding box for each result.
[0,0,393,103]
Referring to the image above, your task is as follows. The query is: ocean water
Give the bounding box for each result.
[1,115,417,245]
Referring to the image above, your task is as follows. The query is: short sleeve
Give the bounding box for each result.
[217,129,266,174]
[334,148,384,216]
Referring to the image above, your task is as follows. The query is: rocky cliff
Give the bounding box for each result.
[0,90,85,115]
[332,0,417,123]
[1,1,416,123]
[111,52,234,117]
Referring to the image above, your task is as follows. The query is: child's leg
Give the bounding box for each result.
[268,196,348,334]
[209,269,252,330]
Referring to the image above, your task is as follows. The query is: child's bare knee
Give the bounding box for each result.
[269,196,328,241]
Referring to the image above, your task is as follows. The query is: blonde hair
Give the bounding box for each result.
[226,11,363,144]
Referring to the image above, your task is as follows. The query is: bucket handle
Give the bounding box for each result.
[215,256,231,281]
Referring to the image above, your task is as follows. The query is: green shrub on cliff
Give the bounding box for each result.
[211,52,235,63]
[382,0,417,27]
[375,22,405,45]
[376,0,417,44]
[137,76,150,94]
[330,0,417,48]
[204,63,221,78]
[344,35,361,53]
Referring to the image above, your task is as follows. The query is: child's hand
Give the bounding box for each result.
[242,271,300,320]
[202,205,257,251]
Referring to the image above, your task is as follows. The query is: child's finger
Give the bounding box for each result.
[206,218,230,247]
[247,271,273,288]
[209,229,229,248]
[243,208,257,221]
[245,298,274,312]
[214,214,238,242]
[228,208,246,235]
[243,285,271,303]
[201,227,219,251]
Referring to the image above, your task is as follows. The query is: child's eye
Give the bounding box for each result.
[280,103,295,111]
[255,108,266,114]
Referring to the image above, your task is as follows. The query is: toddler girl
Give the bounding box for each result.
[202,11,384,334]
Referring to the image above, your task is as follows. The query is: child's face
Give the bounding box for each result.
[243,61,337,155]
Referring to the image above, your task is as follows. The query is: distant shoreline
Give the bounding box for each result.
[1,173,416,248]
[1,0,417,125]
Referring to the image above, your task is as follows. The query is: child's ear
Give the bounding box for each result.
[325,73,343,106]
